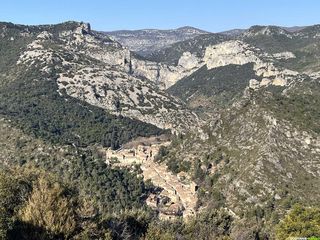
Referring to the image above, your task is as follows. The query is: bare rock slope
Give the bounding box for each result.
[15,22,200,132]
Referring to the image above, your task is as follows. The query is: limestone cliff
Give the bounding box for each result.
[16,22,200,132]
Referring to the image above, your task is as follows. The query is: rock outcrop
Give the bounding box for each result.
[13,22,314,133]
[16,22,200,132]
[203,40,299,87]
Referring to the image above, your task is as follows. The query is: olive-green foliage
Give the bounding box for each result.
[0,173,19,239]
[0,168,47,239]
[145,33,229,65]
[19,176,76,238]
[2,168,77,239]
[64,152,147,212]
[100,209,155,240]
[0,22,165,150]
[0,168,37,240]
[142,209,233,240]
[242,25,320,72]
[0,66,164,149]
[143,222,175,240]
[182,209,233,239]
[0,166,153,240]
[275,204,320,240]
[168,63,259,109]
[154,146,169,162]
[166,158,191,174]
[10,143,148,213]
[258,80,320,133]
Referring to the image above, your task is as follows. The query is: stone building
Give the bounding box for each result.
[106,141,170,165]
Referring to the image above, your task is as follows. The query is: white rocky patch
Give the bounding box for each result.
[56,61,199,132]
[130,56,202,89]
[203,40,299,88]
[305,71,320,80]
[272,77,287,86]
[204,40,262,68]
[272,51,296,60]
[178,52,201,69]
[17,31,54,66]
[15,23,201,132]
[259,78,272,86]
[244,26,293,38]
[249,79,260,90]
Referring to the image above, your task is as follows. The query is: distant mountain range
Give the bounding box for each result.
[103,26,208,55]
[103,25,308,55]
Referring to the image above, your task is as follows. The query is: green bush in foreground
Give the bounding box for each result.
[275,204,320,240]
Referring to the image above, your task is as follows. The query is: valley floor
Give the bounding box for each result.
[106,140,198,219]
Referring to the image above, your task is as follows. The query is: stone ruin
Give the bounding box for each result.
[105,136,198,220]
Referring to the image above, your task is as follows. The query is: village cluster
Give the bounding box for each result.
[105,137,198,219]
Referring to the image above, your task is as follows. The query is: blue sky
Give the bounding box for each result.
[1,0,319,32]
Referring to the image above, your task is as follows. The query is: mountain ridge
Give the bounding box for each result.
[103,26,208,55]
[1,20,320,239]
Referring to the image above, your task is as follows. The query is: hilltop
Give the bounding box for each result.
[103,26,208,55]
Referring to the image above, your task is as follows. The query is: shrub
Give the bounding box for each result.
[275,204,320,240]
[19,177,76,238]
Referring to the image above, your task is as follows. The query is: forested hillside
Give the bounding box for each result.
[0,20,320,239]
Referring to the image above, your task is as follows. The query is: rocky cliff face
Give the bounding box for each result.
[166,39,305,111]
[158,77,320,236]
[150,24,320,235]
[13,21,319,133]
[130,52,203,88]
[203,40,299,87]
[131,39,300,89]
[2,20,320,238]
[15,22,200,132]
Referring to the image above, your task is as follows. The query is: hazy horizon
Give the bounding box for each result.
[1,0,320,32]
[0,19,316,34]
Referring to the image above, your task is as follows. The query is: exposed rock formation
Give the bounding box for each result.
[249,79,260,90]
[203,40,299,87]
[130,55,202,88]
[272,51,296,60]
[13,23,315,133]
[16,22,200,132]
